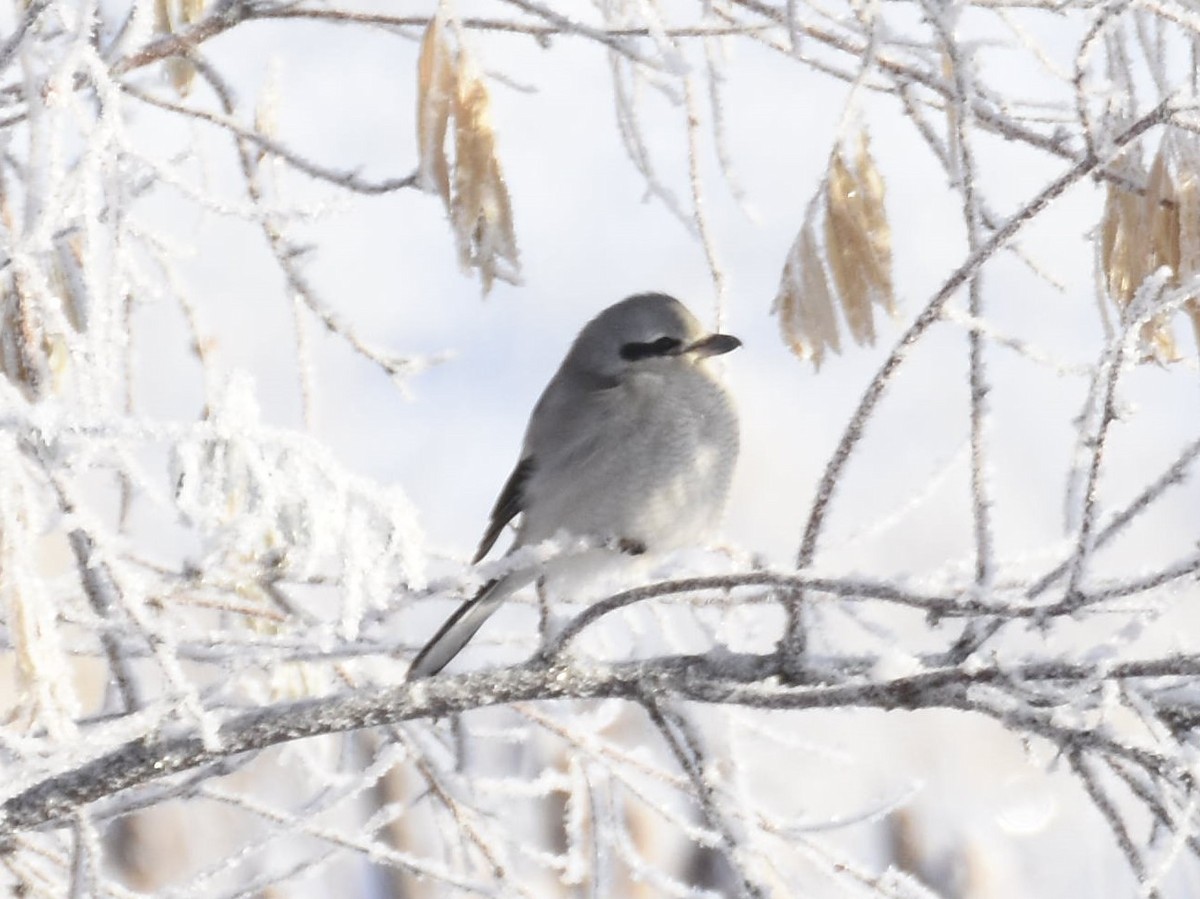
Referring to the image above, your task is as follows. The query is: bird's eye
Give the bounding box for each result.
[620,336,682,361]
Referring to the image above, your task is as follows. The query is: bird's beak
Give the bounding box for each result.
[686,333,742,357]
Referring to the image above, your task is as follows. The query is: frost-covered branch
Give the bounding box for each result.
[10,649,1200,849]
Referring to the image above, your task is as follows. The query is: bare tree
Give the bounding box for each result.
[1,0,1199,896]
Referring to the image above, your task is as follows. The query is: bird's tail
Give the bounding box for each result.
[406,570,534,679]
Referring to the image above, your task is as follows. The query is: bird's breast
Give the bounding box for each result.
[517,365,738,551]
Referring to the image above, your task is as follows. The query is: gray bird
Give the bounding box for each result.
[407,293,740,679]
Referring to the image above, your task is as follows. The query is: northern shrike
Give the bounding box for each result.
[407,293,740,679]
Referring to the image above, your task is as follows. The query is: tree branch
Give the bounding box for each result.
[10,650,1200,841]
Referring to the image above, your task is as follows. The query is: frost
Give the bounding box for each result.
[870,648,924,681]
[171,373,426,600]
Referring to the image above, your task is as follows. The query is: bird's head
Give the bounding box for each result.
[565,292,741,385]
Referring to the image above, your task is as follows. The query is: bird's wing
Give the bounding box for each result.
[472,364,601,563]
[473,457,534,563]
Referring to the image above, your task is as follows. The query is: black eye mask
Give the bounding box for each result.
[619,336,683,361]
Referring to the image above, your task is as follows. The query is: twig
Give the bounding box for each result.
[1063,312,1135,605]
[122,84,419,195]
[944,433,1200,661]
[251,7,768,39]
[642,697,766,899]
[1070,749,1151,890]
[0,0,50,75]
[538,573,966,658]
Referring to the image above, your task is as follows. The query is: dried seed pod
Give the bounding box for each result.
[774,222,841,368]
[451,68,518,293]
[824,131,894,345]
[0,279,54,401]
[51,234,88,334]
[414,18,519,293]
[416,17,455,206]
[1164,137,1200,353]
[1098,140,1198,363]
[254,62,283,166]
[154,0,205,97]
[1147,146,1180,276]
[773,127,894,367]
[854,129,895,311]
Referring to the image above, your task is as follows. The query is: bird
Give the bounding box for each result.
[407,292,740,679]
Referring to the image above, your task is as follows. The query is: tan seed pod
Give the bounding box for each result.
[415,20,519,293]
[1100,179,1147,304]
[153,0,172,32]
[1098,183,1123,301]
[1176,154,1200,280]
[774,221,841,368]
[164,57,196,98]
[450,66,518,293]
[854,129,895,315]
[254,62,282,152]
[51,234,88,333]
[181,0,204,23]
[153,0,197,97]
[416,17,455,206]
[451,73,489,263]
[823,131,894,346]
[1132,157,1178,361]
[0,288,21,390]
[1099,143,1188,363]
[1174,149,1200,351]
[8,574,78,736]
[45,333,69,393]
[825,150,874,344]
[1147,144,1180,276]
[773,127,894,367]
[0,280,51,401]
